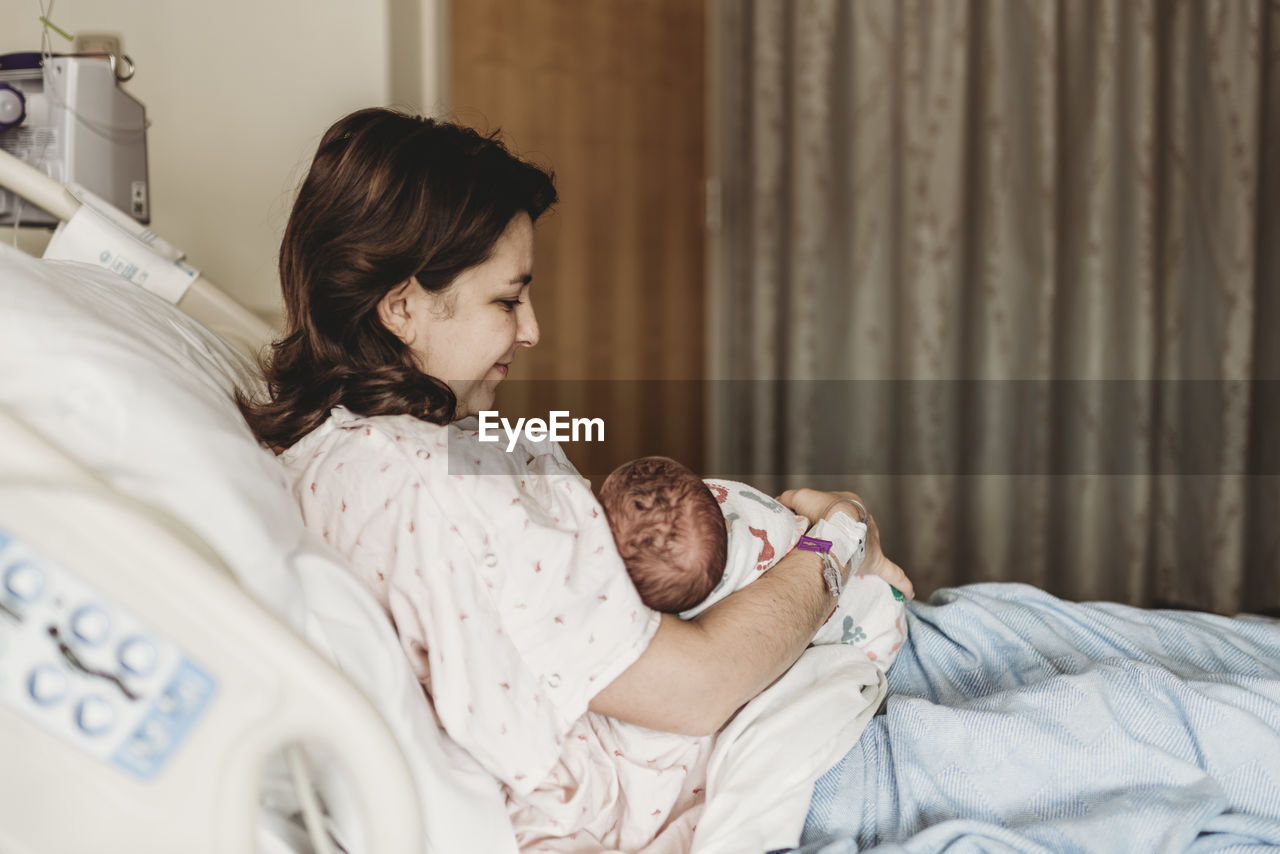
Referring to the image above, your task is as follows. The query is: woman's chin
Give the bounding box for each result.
[462,388,499,418]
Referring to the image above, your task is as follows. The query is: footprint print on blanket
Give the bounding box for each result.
[748,526,775,571]
[737,487,786,514]
[841,616,867,645]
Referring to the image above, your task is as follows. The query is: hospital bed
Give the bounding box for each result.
[0,146,521,854]
[3,86,1279,854]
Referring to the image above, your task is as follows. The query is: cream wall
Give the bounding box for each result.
[1,0,447,325]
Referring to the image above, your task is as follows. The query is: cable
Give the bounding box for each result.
[284,743,337,854]
[38,0,58,69]
[34,0,146,145]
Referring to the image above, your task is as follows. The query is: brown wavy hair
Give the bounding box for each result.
[238,108,557,450]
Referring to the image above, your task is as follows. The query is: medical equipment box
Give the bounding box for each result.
[0,53,149,226]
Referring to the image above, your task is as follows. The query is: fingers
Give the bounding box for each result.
[880,559,916,601]
[775,488,821,524]
[775,489,802,523]
[858,551,915,601]
[776,487,915,599]
[859,514,914,600]
[776,488,868,525]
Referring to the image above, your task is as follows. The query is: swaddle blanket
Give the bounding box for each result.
[685,479,907,671]
[576,480,900,850]
[795,583,1280,853]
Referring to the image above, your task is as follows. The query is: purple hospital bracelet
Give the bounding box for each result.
[795,535,843,597]
[795,535,833,554]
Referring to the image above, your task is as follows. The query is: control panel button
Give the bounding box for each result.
[0,525,219,781]
[75,696,115,736]
[4,561,43,601]
[28,664,68,705]
[70,605,111,645]
[132,719,171,757]
[118,636,157,677]
[160,678,197,716]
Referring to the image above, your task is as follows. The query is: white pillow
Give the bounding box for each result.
[0,245,515,854]
[0,245,302,613]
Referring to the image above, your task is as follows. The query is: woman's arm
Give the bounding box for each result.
[790,489,915,600]
[588,489,910,736]
[588,546,831,736]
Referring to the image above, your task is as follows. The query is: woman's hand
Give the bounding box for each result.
[777,488,915,601]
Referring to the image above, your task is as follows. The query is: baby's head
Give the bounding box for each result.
[599,456,728,613]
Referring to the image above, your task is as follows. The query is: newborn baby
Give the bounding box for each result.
[599,456,906,669]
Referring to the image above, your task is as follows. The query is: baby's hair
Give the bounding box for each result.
[599,456,727,613]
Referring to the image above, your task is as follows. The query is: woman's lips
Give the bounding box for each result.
[494,363,509,378]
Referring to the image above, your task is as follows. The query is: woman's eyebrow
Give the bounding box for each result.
[509,273,533,287]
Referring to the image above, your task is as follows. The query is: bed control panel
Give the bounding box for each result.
[0,524,217,779]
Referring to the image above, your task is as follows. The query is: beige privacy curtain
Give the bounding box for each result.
[709,0,1280,614]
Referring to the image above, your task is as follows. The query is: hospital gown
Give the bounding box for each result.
[280,406,709,852]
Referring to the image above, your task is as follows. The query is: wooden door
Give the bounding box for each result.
[450,0,706,483]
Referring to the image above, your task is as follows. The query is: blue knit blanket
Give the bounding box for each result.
[793,583,1280,853]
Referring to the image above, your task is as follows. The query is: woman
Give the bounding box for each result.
[241,107,913,851]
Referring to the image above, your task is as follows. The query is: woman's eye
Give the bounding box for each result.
[499,299,522,312]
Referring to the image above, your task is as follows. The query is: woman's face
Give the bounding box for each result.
[382,213,540,419]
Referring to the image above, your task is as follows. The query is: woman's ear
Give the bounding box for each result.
[377,279,417,345]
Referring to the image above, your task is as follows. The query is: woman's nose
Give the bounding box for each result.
[517,299,540,348]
